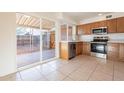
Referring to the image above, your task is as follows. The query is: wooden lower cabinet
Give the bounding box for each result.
[107,43,124,62]
[76,42,82,55]
[107,43,119,61]
[82,42,90,55]
[119,44,124,62]
[60,42,69,60]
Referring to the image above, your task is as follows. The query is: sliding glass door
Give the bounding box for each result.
[16,13,56,68]
[16,27,40,67]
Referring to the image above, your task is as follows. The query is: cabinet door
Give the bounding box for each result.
[117,17,124,33]
[98,20,107,27]
[107,19,117,33]
[76,42,82,55]
[119,44,124,62]
[91,22,99,29]
[82,24,91,35]
[86,24,91,35]
[60,43,69,60]
[107,43,119,61]
[91,21,106,29]
[82,42,90,55]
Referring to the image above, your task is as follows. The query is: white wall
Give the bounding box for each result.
[0,13,16,77]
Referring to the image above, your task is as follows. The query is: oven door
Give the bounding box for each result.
[91,43,107,54]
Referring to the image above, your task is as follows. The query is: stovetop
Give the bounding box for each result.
[92,36,109,42]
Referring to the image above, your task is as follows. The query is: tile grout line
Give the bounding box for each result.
[34,67,49,81]
[60,65,83,81]
[112,62,114,81]
[87,63,99,81]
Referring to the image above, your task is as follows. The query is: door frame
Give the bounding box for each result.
[16,13,59,71]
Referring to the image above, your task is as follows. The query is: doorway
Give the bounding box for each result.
[16,13,57,68]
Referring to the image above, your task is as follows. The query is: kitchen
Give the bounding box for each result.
[0,12,124,81]
[1,0,124,92]
[60,13,124,63]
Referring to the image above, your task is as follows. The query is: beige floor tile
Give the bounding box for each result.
[0,73,21,81]
[45,70,66,81]
[89,70,113,81]
[68,69,92,81]
[1,55,123,81]
[77,66,95,74]
[114,62,124,73]
[63,77,73,81]
[35,64,56,76]
[95,64,113,76]
[58,64,79,76]
[114,70,124,81]
[47,60,69,70]
[20,67,44,81]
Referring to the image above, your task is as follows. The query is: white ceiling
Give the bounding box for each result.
[63,12,111,22]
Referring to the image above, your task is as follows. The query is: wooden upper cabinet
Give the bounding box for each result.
[91,20,106,29]
[117,17,124,33]
[91,22,99,28]
[82,24,91,35]
[107,18,117,33]
[98,20,107,27]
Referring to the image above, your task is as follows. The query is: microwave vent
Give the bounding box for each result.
[106,15,112,19]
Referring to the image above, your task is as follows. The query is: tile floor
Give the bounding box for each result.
[1,55,124,81]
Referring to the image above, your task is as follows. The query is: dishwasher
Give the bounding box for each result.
[68,42,76,59]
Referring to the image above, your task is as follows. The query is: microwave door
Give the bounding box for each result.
[92,29,102,34]
[92,28,107,34]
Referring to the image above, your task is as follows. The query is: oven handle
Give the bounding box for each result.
[90,42,107,44]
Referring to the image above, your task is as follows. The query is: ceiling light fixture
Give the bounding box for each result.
[98,13,103,16]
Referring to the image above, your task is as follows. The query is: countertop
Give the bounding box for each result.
[60,40,124,43]
[108,40,124,43]
[60,41,82,43]
[60,40,91,43]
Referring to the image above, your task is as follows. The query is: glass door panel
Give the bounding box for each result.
[60,25,67,41]
[17,27,41,67]
[16,13,41,68]
[68,25,73,41]
[41,19,56,61]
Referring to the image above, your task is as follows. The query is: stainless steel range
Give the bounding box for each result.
[90,36,108,59]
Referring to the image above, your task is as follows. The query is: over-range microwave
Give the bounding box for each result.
[92,27,107,35]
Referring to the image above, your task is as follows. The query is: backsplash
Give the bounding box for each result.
[79,33,124,41]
